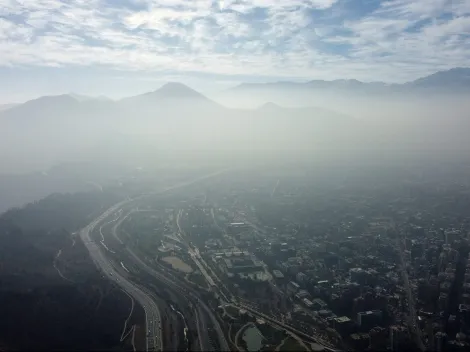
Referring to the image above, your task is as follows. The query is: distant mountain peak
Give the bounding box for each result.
[159,82,190,90]
[258,102,284,110]
[1,94,80,120]
[439,67,470,75]
[153,82,207,100]
[119,81,218,108]
[24,94,78,106]
[410,67,470,87]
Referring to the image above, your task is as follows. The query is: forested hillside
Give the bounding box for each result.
[0,191,136,351]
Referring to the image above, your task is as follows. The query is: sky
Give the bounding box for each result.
[0,0,470,102]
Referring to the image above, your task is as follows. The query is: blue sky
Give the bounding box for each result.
[0,0,469,102]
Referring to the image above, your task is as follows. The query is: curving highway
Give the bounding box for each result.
[79,170,230,351]
[125,247,230,351]
[80,210,162,351]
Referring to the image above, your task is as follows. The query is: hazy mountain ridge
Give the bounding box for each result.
[229,67,470,94]
[120,82,214,104]
[0,81,353,135]
[0,103,18,112]
[2,67,468,116]
[0,82,365,174]
[1,69,470,175]
[68,93,113,102]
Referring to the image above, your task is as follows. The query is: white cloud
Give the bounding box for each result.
[0,0,468,83]
[379,0,450,18]
[125,8,206,29]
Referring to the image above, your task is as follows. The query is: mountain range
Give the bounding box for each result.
[0,67,468,113]
[1,67,469,112]
[0,81,364,173]
[1,67,470,174]
[227,67,470,95]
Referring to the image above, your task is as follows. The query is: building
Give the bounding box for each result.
[302,298,314,309]
[357,310,383,331]
[350,268,367,284]
[295,289,310,300]
[221,252,264,274]
[287,281,300,295]
[317,280,329,286]
[439,292,448,312]
[227,222,249,234]
[434,332,448,352]
[447,340,470,351]
[318,309,333,318]
[272,269,284,280]
[390,325,408,351]
[445,229,461,244]
[312,298,328,311]
[333,316,353,336]
[459,304,470,324]
[296,272,307,283]
[448,315,459,336]
[369,326,387,350]
[350,333,369,350]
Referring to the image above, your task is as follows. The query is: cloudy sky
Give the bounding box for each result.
[0,0,469,102]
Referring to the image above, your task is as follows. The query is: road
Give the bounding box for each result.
[389,218,425,352]
[105,208,228,350]
[173,207,335,351]
[231,302,340,352]
[271,179,280,198]
[177,209,232,302]
[169,180,333,351]
[80,213,162,351]
[396,237,425,351]
[176,210,216,287]
[79,170,231,351]
[125,247,230,351]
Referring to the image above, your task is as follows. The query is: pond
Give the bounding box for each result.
[242,325,264,352]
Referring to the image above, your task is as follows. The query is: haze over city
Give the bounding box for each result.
[1,1,470,352]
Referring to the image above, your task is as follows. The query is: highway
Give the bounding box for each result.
[79,170,231,351]
[80,212,162,351]
[396,237,425,351]
[390,219,425,352]
[125,247,230,351]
